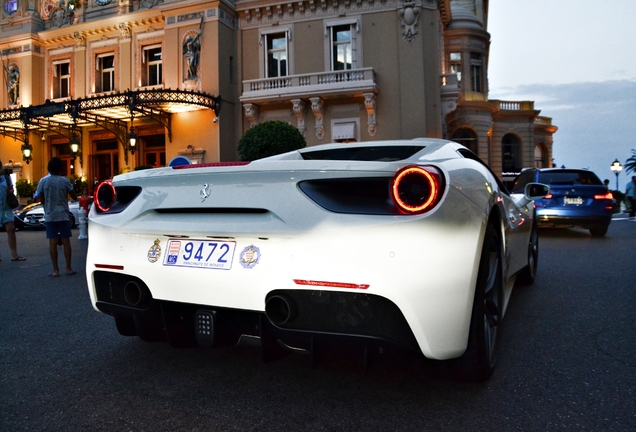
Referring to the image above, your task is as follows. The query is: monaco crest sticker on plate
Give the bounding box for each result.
[239,245,261,269]
[147,239,162,263]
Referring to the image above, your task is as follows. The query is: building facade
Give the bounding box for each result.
[0,0,556,195]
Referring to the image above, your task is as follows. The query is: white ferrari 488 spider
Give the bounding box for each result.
[87,139,548,381]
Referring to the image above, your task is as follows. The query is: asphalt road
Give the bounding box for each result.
[1,217,635,431]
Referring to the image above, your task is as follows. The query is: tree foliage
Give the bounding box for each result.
[624,149,636,175]
[238,121,306,161]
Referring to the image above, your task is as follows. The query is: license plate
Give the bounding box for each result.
[163,239,237,270]
[564,197,583,205]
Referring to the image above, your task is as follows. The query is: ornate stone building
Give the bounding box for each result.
[0,0,556,191]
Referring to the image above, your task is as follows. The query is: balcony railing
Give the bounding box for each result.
[494,100,535,111]
[241,68,377,102]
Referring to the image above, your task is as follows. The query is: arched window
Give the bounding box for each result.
[451,127,478,154]
[501,134,522,174]
[534,144,548,168]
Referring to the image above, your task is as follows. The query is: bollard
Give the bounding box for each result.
[78,209,88,240]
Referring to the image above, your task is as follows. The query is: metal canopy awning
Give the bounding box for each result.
[0,89,222,163]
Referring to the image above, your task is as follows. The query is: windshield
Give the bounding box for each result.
[301,146,424,162]
[538,170,603,186]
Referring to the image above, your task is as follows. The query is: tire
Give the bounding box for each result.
[444,223,504,382]
[516,221,538,286]
[589,225,608,237]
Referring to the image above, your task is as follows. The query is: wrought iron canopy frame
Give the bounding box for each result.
[0,89,221,163]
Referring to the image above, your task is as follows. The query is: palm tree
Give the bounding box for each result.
[625,149,636,175]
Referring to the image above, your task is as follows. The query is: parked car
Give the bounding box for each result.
[13,202,44,230]
[510,168,613,236]
[20,201,84,229]
[87,139,549,381]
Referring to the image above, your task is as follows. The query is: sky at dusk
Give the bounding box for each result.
[487,0,636,190]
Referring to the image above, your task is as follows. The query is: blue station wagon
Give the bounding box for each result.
[511,168,613,236]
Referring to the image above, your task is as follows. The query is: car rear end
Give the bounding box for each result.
[534,169,613,236]
[86,145,489,361]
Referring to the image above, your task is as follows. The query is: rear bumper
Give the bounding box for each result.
[93,270,420,355]
[536,214,611,228]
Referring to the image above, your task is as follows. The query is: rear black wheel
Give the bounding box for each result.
[516,221,538,286]
[443,223,503,382]
[589,225,608,237]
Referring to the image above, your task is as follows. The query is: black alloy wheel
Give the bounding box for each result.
[444,222,504,382]
[516,221,539,286]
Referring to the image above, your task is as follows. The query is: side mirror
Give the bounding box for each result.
[525,183,550,200]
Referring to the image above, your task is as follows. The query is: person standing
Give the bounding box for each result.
[0,160,26,262]
[36,157,77,276]
[626,175,636,219]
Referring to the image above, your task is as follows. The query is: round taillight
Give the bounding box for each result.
[95,180,116,212]
[391,166,443,214]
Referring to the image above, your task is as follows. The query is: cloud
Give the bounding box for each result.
[490,81,636,181]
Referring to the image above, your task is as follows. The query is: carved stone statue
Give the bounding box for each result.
[3,61,19,106]
[183,18,204,80]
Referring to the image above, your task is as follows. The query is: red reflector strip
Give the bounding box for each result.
[293,279,370,289]
[594,192,613,200]
[172,162,250,170]
[94,264,124,270]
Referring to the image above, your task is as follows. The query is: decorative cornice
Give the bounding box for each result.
[39,15,164,46]
[237,0,399,28]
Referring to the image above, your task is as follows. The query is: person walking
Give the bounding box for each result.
[0,160,26,262]
[626,175,636,219]
[36,157,77,276]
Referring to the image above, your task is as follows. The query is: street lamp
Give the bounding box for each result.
[610,159,622,190]
[127,126,138,155]
[69,133,81,160]
[21,140,33,164]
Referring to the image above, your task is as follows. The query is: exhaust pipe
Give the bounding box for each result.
[265,294,298,326]
[123,281,150,307]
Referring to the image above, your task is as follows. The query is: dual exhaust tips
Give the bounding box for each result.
[123,281,297,327]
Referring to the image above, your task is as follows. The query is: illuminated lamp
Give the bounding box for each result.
[391,166,444,214]
[94,180,116,212]
[69,133,81,160]
[127,126,138,155]
[21,141,33,164]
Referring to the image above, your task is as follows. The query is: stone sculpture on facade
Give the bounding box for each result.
[2,60,19,106]
[399,0,420,44]
[183,17,204,81]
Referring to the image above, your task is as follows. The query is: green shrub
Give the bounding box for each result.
[238,121,306,161]
[15,179,37,198]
